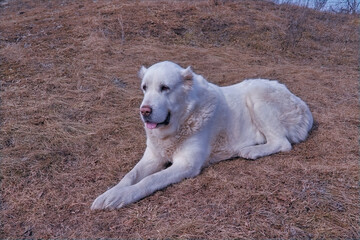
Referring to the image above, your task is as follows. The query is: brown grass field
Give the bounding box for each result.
[0,0,359,238]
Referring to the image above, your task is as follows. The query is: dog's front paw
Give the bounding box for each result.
[91,186,132,210]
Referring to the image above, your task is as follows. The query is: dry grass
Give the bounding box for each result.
[0,0,359,239]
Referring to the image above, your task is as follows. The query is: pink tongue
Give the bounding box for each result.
[146,122,157,129]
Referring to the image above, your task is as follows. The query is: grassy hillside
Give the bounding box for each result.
[0,0,358,238]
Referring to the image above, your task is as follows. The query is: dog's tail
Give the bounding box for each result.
[282,98,313,144]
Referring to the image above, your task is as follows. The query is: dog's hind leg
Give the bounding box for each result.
[239,138,291,160]
[239,98,292,160]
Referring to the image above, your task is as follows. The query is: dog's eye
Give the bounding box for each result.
[142,85,147,91]
[160,85,170,92]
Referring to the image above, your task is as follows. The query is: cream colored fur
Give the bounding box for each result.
[91,61,313,210]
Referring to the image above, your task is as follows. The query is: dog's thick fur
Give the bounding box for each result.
[91,61,313,210]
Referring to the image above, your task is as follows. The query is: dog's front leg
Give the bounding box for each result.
[91,147,165,210]
[91,146,206,210]
[116,147,166,188]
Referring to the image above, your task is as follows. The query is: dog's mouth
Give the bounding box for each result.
[145,112,171,129]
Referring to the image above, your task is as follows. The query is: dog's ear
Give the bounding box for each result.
[138,66,147,79]
[181,66,193,81]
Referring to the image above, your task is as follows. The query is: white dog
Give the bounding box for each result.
[91,61,313,210]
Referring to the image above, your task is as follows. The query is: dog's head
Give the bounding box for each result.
[138,61,194,136]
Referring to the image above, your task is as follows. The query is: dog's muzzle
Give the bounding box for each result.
[140,106,171,129]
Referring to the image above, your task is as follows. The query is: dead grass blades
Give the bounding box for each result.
[0,0,358,239]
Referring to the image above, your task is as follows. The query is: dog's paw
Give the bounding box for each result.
[239,147,262,160]
[91,186,132,210]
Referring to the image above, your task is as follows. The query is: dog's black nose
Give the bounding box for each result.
[140,105,152,117]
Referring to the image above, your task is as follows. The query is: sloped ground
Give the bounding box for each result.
[0,0,358,238]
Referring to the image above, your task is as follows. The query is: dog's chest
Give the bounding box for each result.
[148,135,183,160]
[208,131,234,164]
[147,117,201,159]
